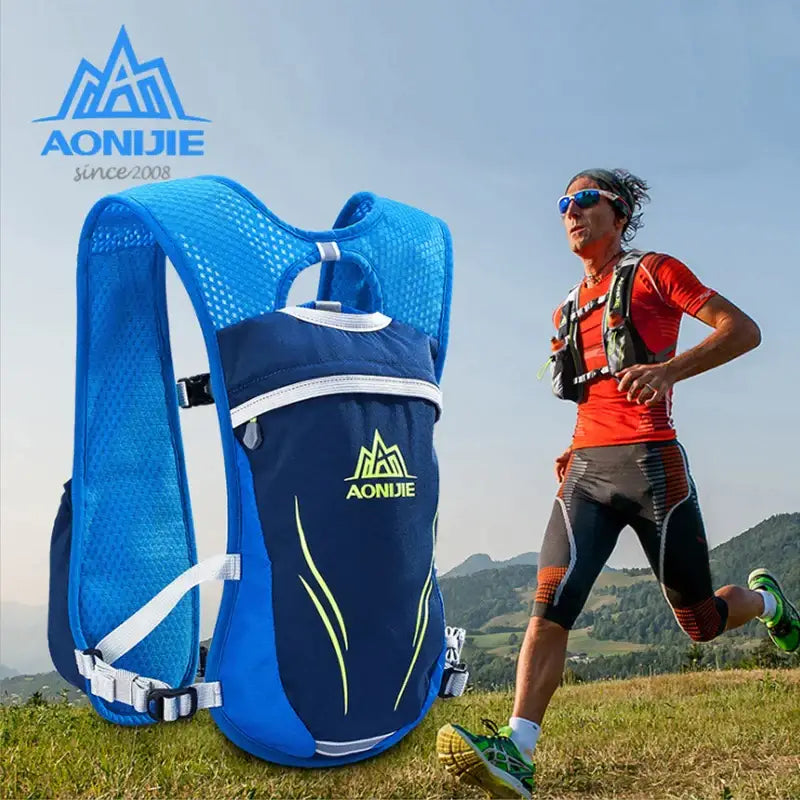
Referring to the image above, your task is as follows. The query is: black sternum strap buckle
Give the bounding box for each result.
[176,373,214,409]
[146,686,198,721]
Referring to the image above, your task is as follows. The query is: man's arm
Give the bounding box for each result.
[616,294,761,404]
[664,293,761,381]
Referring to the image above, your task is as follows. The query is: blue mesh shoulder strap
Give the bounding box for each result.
[51,176,462,765]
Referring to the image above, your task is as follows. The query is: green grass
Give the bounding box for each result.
[3,670,798,799]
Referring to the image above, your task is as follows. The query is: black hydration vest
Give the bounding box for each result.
[548,250,673,403]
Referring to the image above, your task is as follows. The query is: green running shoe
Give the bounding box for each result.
[436,718,534,799]
[748,569,800,653]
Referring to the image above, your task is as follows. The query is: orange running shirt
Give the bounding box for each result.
[552,253,717,449]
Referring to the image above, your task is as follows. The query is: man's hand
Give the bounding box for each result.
[555,448,572,483]
[615,362,676,406]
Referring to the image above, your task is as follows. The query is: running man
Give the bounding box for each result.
[436,168,800,798]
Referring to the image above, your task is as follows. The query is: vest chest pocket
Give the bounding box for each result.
[548,336,584,403]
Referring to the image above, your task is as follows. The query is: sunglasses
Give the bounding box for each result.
[558,189,630,216]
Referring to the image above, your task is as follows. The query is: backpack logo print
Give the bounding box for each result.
[345,430,416,500]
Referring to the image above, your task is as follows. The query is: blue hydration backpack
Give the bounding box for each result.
[47,177,467,766]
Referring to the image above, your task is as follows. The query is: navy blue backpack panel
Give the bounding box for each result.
[48,177,460,764]
[211,309,446,762]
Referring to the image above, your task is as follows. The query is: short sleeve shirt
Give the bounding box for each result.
[552,254,717,449]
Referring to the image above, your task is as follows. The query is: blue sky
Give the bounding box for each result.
[1,0,798,610]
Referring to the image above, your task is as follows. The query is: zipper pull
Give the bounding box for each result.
[243,418,263,450]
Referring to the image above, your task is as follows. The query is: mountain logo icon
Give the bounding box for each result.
[346,430,416,481]
[34,26,209,122]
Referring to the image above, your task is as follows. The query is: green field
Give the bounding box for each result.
[480,572,653,630]
[470,626,648,659]
[567,627,649,656]
[593,571,654,590]
[2,670,798,799]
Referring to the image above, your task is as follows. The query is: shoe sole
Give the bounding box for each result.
[748,569,800,653]
[436,723,532,799]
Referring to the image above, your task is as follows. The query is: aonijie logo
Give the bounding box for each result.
[34,26,209,162]
[345,430,417,500]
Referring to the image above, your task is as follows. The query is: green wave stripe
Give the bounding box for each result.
[395,509,439,711]
[412,509,438,646]
[294,496,349,650]
[298,575,349,715]
[394,580,433,711]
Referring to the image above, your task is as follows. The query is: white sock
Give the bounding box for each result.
[508,716,541,762]
[757,589,778,622]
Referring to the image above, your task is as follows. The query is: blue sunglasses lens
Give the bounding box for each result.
[574,190,601,208]
[559,189,602,214]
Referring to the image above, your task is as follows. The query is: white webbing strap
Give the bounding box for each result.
[97,553,240,664]
[574,365,611,385]
[77,553,240,721]
[570,292,608,322]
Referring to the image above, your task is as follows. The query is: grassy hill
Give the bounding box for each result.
[3,669,798,799]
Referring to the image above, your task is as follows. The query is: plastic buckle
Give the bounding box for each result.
[146,686,198,721]
[177,373,214,409]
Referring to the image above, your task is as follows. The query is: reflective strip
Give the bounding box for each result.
[553,497,577,607]
[230,375,442,428]
[278,306,392,331]
[315,731,395,756]
[315,241,341,262]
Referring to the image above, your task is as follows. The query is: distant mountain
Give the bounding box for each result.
[0,670,85,704]
[442,552,538,578]
[0,664,19,680]
[442,550,619,579]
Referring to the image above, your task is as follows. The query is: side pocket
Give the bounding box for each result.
[47,480,82,688]
[550,341,582,402]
